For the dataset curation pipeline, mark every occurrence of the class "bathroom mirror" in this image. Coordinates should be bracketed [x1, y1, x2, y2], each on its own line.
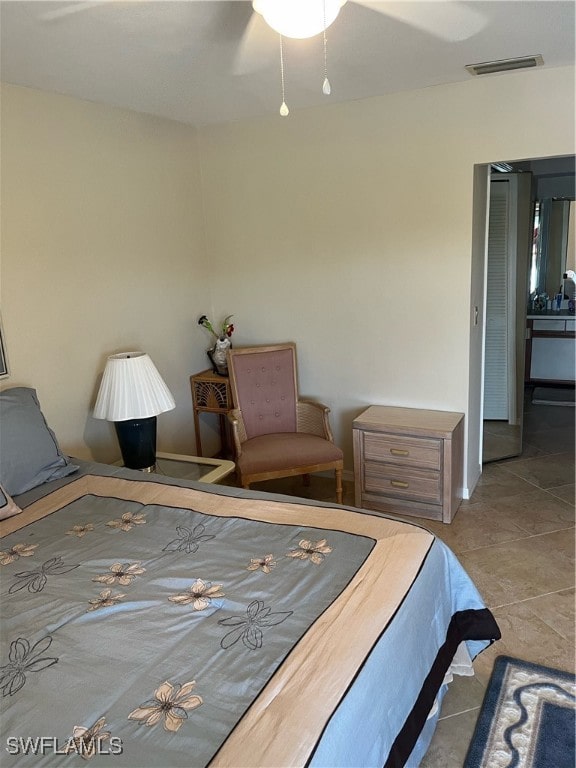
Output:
[530, 198, 575, 298]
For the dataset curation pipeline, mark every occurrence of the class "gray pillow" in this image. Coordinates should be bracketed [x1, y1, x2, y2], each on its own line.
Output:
[0, 387, 79, 496]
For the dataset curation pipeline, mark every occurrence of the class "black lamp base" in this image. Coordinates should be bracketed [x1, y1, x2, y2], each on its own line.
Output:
[114, 416, 157, 471]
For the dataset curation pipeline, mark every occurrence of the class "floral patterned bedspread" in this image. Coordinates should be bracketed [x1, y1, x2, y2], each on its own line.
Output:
[0, 474, 498, 767]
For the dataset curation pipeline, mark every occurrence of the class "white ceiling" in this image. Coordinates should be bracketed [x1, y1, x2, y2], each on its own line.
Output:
[1, 1, 574, 126]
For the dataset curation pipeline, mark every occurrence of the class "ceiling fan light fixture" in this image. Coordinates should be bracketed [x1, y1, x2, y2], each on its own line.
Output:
[253, 0, 346, 40]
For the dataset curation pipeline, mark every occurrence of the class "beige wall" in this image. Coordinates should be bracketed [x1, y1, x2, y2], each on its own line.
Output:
[198, 66, 575, 492]
[0, 84, 211, 462]
[1, 66, 574, 493]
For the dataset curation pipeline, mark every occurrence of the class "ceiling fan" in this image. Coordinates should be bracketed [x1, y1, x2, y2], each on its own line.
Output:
[40, 1, 485, 115]
[232, 1, 485, 80]
[42, 1, 485, 43]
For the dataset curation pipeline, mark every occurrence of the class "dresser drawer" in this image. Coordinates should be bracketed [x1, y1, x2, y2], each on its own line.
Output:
[363, 432, 442, 471]
[364, 462, 442, 504]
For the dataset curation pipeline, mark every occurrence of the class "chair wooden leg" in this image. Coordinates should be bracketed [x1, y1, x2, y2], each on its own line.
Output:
[303, 473, 311, 487]
[335, 469, 343, 504]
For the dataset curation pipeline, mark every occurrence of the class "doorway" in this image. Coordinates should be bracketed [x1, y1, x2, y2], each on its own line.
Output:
[477, 155, 575, 466]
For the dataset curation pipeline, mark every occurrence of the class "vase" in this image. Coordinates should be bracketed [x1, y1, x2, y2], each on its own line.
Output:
[207, 336, 231, 376]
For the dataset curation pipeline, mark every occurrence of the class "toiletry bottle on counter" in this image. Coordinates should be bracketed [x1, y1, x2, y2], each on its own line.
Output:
[563, 271, 576, 314]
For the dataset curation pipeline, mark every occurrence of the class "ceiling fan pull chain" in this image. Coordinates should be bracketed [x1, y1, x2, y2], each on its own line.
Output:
[322, 1, 331, 95]
[279, 34, 289, 116]
[322, 29, 331, 95]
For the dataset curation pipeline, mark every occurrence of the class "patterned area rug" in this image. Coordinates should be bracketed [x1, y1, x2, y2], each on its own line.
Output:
[465, 656, 576, 768]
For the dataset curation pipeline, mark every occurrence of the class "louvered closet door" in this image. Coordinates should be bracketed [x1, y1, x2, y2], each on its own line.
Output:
[484, 180, 510, 420]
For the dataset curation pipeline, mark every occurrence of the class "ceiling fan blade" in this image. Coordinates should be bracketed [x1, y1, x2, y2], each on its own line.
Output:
[40, 1, 110, 22]
[353, 0, 486, 42]
[232, 9, 277, 76]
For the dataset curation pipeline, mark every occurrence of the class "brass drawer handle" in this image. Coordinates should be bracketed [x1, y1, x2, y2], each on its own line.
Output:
[390, 480, 409, 488]
[390, 448, 409, 456]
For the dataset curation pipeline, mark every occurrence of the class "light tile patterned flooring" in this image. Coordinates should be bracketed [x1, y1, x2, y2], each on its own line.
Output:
[221, 393, 575, 767]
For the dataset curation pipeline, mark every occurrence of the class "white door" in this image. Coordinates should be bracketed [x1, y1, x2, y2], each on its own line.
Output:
[483, 178, 516, 420]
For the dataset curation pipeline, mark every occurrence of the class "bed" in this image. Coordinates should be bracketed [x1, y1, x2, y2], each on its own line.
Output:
[0, 387, 500, 767]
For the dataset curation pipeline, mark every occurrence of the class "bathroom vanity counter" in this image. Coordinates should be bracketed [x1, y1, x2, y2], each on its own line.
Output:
[526, 315, 575, 383]
[527, 311, 574, 319]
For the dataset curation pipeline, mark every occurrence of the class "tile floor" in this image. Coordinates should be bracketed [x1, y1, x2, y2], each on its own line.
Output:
[220, 390, 575, 767]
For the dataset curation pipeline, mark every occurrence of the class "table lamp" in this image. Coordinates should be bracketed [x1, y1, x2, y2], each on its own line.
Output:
[94, 352, 175, 471]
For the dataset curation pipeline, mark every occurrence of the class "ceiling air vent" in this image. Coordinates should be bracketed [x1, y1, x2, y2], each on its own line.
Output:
[465, 55, 544, 76]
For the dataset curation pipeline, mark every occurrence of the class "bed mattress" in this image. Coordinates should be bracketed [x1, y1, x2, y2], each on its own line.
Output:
[1, 465, 499, 767]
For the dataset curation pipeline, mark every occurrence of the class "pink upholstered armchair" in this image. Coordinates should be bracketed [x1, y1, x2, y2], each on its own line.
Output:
[226, 343, 344, 503]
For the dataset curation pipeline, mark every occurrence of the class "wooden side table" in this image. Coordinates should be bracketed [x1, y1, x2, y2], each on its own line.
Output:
[190, 369, 232, 457]
[113, 452, 235, 484]
[154, 452, 235, 484]
[353, 405, 464, 523]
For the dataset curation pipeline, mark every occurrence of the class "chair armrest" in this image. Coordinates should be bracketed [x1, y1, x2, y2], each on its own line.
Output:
[296, 400, 334, 441]
[227, 408, 247, 457]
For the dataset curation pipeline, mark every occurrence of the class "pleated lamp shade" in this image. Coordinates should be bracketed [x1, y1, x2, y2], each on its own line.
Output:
[94, 352, 175, 421]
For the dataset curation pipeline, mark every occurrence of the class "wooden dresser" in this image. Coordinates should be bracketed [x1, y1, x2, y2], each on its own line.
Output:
[353, 406, 464, 523]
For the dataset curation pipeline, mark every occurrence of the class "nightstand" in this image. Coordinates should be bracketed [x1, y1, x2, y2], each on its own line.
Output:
[353, 406, 464, 523]
[154, 452, 235, 484]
